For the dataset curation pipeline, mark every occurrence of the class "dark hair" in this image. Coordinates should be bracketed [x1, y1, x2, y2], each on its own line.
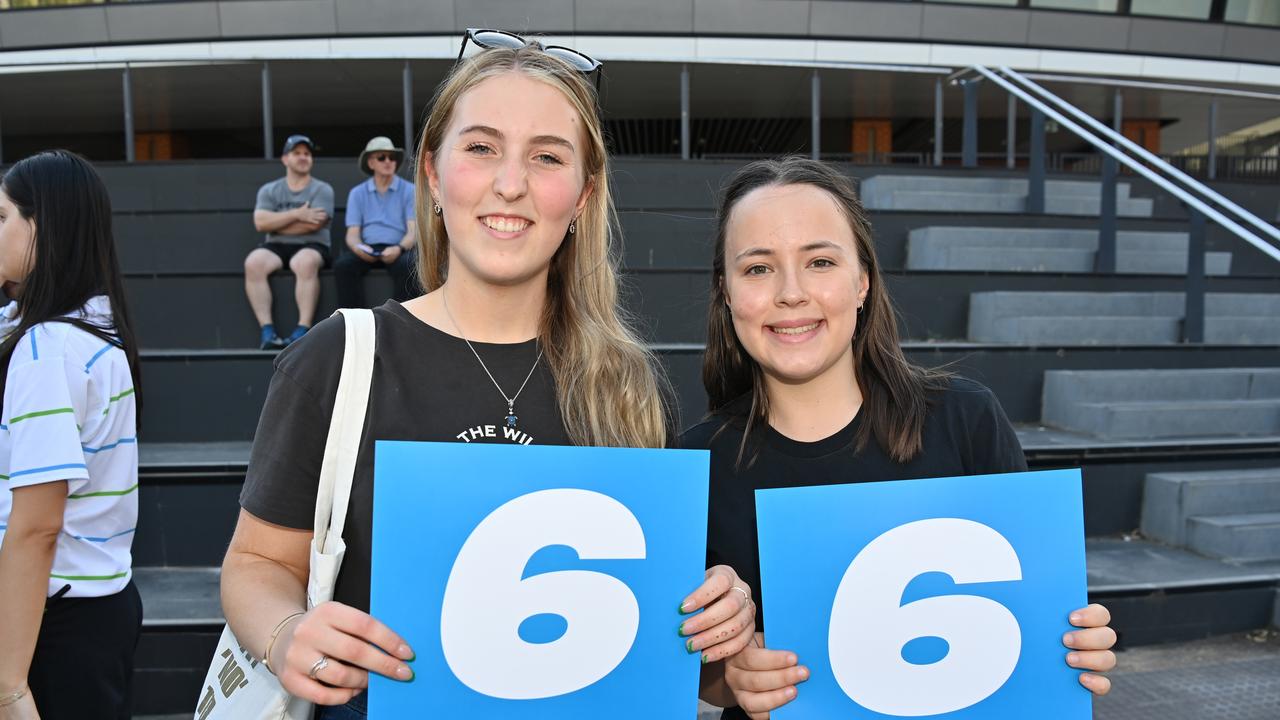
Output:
[703, 156, 946, 464]
[0, 150, 142, 423]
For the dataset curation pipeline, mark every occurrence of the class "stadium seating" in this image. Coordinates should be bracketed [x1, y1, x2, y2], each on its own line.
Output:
[100, 157, 1280, 714]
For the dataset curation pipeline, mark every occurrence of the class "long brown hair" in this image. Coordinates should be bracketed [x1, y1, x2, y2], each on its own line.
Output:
[414, 42, 669, 448]
[0, 150, 142, 424]
[703, 157, 946, 463]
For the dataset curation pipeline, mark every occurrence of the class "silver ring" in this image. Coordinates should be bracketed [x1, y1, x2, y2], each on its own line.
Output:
[730, 586, 751, 605]
[307, 655, 330, 680]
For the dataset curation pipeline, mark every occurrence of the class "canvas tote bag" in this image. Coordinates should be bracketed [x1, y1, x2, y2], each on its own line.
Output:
[194, 308, 376, 720]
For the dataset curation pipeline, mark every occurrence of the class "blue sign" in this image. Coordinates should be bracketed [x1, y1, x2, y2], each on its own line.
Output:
[756, 469, 1089, 719]
[370, 441, 710, 718]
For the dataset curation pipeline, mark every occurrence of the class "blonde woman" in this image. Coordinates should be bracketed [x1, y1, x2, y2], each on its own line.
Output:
[219, 32, 754, 718]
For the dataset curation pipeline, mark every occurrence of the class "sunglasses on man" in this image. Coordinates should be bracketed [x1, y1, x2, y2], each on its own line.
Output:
[456, 28, 603, 93]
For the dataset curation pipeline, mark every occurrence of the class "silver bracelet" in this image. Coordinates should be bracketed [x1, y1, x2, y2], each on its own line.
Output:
[263, 611, 307, 676]
[0, 685, 28, 708]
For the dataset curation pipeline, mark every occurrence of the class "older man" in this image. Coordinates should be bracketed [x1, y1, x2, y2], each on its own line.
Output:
[244, 134, 334, 348]
[334, 136, 418, 309]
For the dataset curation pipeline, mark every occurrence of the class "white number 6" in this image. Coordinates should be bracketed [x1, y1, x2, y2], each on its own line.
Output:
[440, 489, 646, 699]
[829, 518, 1023, 716]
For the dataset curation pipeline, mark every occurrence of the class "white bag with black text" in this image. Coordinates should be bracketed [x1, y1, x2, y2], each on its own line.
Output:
[193, 308, 376, 720]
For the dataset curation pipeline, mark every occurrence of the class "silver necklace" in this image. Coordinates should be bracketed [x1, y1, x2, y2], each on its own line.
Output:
[442, 290, 543, 429]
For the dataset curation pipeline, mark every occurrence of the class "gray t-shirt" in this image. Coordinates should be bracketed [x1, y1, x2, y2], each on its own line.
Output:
[254, 176, 335, 247]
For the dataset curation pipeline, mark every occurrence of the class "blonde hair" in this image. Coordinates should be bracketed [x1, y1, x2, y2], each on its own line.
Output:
[415, 43, 670, 449]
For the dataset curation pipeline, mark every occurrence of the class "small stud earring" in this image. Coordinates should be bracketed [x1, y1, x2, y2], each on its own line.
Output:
[568, 219, 577, 235]
[433, 203, 442, 216]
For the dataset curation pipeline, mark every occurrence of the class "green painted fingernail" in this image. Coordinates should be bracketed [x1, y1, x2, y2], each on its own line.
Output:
[678, 621, 686, 637]
[686, 639, 695, 654]
[701, 653, 710, 665]
[679, 601, 691, 615]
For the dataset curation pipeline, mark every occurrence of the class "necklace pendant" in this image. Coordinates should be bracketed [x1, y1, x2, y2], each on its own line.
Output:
[506, 403, 518, 429]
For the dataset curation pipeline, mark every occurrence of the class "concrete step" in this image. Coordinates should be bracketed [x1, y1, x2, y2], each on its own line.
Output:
[974, 291, 1280, 317]
[123, 270, 714, 349]
[862, 175, 1135, 199]
[978, 316, 1182, 345]
[1186, 512, 1280, 563]
[862, 176, 1153, 216]
[116, 210, 718, 275]
[906, 226, 1232, 275]
[1046, 398, 1280, 440]
[879, 190, 1153, 216]
[1206, 317, 1280, 345]
[1142, 468, 1280, 546]
[1043, 367, 1280, 405]
[968, 292, 1280, 345]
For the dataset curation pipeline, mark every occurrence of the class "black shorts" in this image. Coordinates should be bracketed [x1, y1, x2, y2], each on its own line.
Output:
[259, 241, 330, 268]
[29, 580, 143, 719]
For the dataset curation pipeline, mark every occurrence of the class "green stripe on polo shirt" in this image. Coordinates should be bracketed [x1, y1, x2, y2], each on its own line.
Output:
[50, 571, 129, 581]
[101, 387, 135, 415]
[68, 482, 139, 499]
[10, 407, 74, 424]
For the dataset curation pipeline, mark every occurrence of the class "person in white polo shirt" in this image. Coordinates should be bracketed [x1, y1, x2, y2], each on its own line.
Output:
[0, 151, 144, 720]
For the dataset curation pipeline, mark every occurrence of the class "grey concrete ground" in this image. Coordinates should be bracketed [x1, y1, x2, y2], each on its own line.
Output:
[1094, 630, 1280, 720]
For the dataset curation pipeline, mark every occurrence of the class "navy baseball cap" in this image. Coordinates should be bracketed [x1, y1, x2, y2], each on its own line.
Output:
[282, 134, 314, 154]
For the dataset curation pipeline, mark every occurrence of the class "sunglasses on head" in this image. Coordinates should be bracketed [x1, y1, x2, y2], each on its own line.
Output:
[457, 28, 603, 92]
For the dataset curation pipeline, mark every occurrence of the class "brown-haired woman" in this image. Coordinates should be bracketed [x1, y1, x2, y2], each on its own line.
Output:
[682, 157, 1117, 719]
[219, 33, 754, 718]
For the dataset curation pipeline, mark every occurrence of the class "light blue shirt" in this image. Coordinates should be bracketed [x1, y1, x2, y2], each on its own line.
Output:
[346, 175, 415, 247]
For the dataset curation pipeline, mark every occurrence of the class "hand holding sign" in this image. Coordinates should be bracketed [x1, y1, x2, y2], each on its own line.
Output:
[370, 442, 710, 719]
[677, 565, 757, 663]
[753, 469, 1107, 719]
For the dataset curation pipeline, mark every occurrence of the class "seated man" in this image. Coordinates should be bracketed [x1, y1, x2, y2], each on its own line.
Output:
[335, 136, 418, 309]
[244, 134, 335, 349]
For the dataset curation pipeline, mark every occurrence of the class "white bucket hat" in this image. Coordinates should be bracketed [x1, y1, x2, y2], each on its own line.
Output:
[359, 136, 404, 175]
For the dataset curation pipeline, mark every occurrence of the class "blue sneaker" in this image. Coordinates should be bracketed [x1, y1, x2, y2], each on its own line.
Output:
[259, 324, 284, 350]
[283, 324, 310, 346]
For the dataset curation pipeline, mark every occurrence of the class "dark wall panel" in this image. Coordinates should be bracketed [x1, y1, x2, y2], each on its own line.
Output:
[455, 0, 576, 32]
[217, 0, 339, 38]
[335, 0, 453, 34]
[1127, 17, 1226, 57]
[575, 0, 694, 33]
[104, 2, 221, 44]
[0, 5, 108, 49]
[808, 1, 924, 39]
[695, 0, 812, 35]
[4, 0, 1280, 64]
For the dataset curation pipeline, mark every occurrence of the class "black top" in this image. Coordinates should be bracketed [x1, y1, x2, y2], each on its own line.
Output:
[240, 301, 571, 611]
[680, 376, 1026, 720]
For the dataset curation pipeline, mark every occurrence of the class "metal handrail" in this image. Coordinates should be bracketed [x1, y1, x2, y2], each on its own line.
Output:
[995, 65, 1280, 248]
[959, 65, 1280, 264]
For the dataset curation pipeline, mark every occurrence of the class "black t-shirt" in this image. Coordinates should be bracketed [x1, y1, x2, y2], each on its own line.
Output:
[680, 376, 1026, 720]
[240, 300, 571, 612]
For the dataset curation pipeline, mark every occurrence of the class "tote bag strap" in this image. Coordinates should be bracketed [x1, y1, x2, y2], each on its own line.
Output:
[312, 308, 376, 560]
